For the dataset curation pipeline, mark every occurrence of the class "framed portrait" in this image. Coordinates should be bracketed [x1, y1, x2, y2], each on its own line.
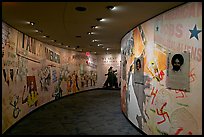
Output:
[166, 52, 190, 91]
[134, 55, 144, 84]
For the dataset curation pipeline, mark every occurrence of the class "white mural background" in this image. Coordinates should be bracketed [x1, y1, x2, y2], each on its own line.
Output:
[2, 22, 100, 133]
[120, 2, 202, 135]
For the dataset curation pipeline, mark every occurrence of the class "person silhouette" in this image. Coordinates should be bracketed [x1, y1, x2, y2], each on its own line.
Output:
[103, 67, 116, 88]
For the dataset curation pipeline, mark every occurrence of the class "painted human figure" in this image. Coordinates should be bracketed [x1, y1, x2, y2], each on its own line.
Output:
[67, 75, 72, 93]
[22, 81, 38, 107]
[72, 71, 79, 92]
[126, 65, 142, 128]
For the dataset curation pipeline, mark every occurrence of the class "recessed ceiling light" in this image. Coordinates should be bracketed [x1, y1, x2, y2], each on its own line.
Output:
[106, 6, 115, 10]
[30, 22, 35, 26]
[91, 26, 99, 29]
[92, 39, 99, 42]
[34, 29, 42, 33]
[75, 7, 87, 12]
[91, 26, 96, 29]
[42, 35, 47, 38]
[88, 32, 94, 35]
[34, 29, 39, 33]
[96, 18, 105, 22]
[107, 48, 109, 50]
[50, 40, 55, 42]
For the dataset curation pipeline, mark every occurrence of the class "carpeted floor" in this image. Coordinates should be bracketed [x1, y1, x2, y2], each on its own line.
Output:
[4, 89, 144, 135]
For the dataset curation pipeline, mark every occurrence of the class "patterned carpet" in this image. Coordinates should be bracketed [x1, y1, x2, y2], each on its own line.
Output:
[4, 89, 144, 135]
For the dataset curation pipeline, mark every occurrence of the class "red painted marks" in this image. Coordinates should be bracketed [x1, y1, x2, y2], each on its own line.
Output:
[175, 89, 186, 98]
[188, 131, 193, 135]
[159, 70, 165, 80]
[151, 87, 158, 104]
[189, 68, 196, 83]
[175, 127, 184, 135]
[175, 127, 193, 135]
[156, 102, 170, 124]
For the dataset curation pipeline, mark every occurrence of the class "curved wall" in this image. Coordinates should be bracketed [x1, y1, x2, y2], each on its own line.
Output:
[120, 2, 202, 135]
[2, 22, 99, 133]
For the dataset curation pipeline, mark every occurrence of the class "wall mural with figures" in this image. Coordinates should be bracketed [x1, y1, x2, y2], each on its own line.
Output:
[97, 54, 121, 89]
[2, 22, 98, 133]
[121, 2, 202, 135]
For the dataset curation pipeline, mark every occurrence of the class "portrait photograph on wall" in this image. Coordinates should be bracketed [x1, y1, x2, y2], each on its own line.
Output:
[134, 55, 144, 84]
[166, 52, 190, 92]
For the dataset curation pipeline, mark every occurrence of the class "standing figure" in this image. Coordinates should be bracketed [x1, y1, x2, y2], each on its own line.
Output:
[22, 81, 38, 107]
[103, 67, 114, 88]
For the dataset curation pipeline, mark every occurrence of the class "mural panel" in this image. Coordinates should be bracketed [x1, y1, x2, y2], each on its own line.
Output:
[121, 2, 202, 135]
[2, 22, 98, 133]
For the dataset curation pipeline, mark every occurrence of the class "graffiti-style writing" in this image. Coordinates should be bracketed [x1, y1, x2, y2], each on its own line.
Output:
[156, 102, 170, 124]
[52, 70, 57, 83]
[38, 66, 51, 91]
[175, 127, 193, 135]
[45, 47, 60, 63]
[175, 89, 186, 98]
[151, 87, 158, 105]
[159, 70, 165, 80]
[189, 68, 196, 83]
[10, 95, 21, 119]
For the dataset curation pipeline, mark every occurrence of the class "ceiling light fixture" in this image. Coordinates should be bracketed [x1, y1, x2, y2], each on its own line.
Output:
[75, 7, 87, 12]
[50, 40, 56, 42]
[91, 26, 99, 29]
[29, 22, 35, 26]
[34, 29, 39, 33]
[88, 32, 94, 35]
[92, 39, 99, 42]
[106, 6, 115, 10]
[96, 18, 105, 22]
[42, 35, 48, 38]
[35, 29, 42, 33]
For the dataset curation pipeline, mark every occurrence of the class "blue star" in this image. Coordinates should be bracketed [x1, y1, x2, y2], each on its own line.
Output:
[189, 24, 202, 40]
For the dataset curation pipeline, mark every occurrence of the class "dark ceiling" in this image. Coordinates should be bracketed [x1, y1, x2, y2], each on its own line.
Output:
[2, 2, 185, 54]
